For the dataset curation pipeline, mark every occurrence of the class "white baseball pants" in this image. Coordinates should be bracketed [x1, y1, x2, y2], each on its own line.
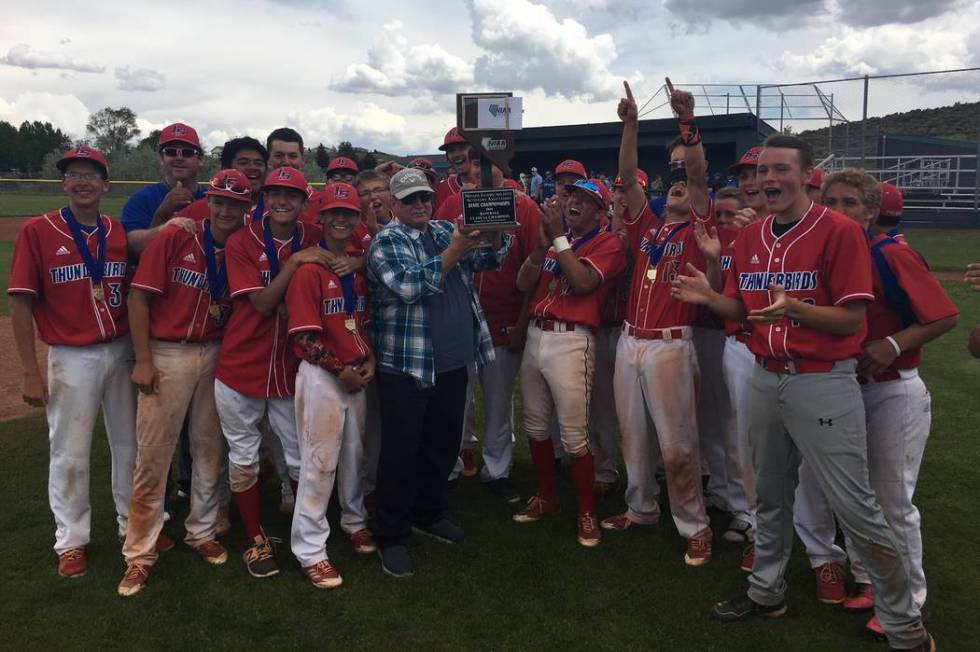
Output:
[461, 347, 522, 481]
[214, 379, 300, 492]
[614, 330, 710, 538]
[47, 336, 136, 554]
[722, 336, 758, 526]
[291, 362, 368, 567]
[590, 326, 621, 484]
[124, 341, 224, 565]
[847, 370, 931, 607]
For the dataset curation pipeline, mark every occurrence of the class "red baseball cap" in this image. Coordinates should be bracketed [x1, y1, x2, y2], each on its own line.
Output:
[56, 145, 109, 177]
[205, 169, 252, 202]
[410, 157, 437, 180]
[327, 156, 359, 174]
[262, 167, 309, 194]
[728, 146, 761, 173]
[318, 182, 361, 213]
[566, 178, 610, 209]
[554, 159, 587, 180]
[879, 182, 904, 218]
[438, 127, 468, 151]
[613, 168, 648, 189]
[159, 122, 201, 149]
[808, 167, 825, 190]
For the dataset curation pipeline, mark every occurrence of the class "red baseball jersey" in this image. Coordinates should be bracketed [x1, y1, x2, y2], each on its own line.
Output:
[717, 225, 751, 342]
[623, 203, 713, 331]
[8, 209, 129, 345]
[347, 221, 375, 257]
[723, 203, 874, 361]
[435, 190, 542, 345]
[529, 228, 625, 331]
[130, 226, 232, 342]
[865, 234, 957, 374]
[286, 266, 370, 367]
[215, 218, 321, 398]
[434, 175, 463, 214]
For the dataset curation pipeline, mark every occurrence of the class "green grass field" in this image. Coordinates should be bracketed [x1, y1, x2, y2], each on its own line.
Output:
[0, 194, 128, 218]
[0, 232, 978, 649]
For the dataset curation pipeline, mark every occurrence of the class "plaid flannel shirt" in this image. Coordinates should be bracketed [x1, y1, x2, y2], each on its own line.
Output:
[367, 218, 512, 388]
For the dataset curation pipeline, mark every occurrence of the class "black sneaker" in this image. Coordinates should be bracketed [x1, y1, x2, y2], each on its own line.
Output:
[412, 518, 465, 544]
[379, 545, 415, 578]
[484, 477, 520, 503]
[242, 535, 280, 578]
[710, 594, 787, 622]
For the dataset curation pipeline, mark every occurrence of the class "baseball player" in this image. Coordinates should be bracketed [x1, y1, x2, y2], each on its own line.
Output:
[355, 169, 394, 234]
[177, 137, 269, 223]
[286, 182, 376, 589]
[9, 146, 139, 578]
[806, 167, 824, 203]
[671, 134, 933, 651]
[116, 169, 252, 596]
[409, 157, 439, 190]
[326, 156, 360, 183]
[821, 170, 957, 636]
[265, 127, 319, 227]
[601, 80, 714, 566]
[215, 166, 327, 578]
[513, 178, 625, 547]
[877, 181, 908, 244]
[434, 127, 471, 212]
[434, 164, 543, 502]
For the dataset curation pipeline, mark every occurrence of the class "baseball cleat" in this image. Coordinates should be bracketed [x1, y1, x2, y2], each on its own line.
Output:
[866, 615, 885, 640]
[303, 559, 343, 589]
[350, 528, 377, 555]
[722, 518, 754, 543]
[513, 495, 560, 523]
[577, 513, 601, 548]
[193, 540, 229, 565]
[684, 528, 712, 566]
[600, 512, 651, 531]
[460, 449, 478, 477]
[243, 533, 281, 578]
[740, 544, 755, 572]
[843, 583, 874, 612]
[57, 547, 88, 578]
[710, 594, 787, 622]
[117, 563, 150, 597]
[814, 562, 846, 604]
[889, 632, 935, 652]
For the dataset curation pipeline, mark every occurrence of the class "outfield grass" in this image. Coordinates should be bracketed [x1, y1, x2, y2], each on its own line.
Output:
[0, 194, 128, 217]
[904, 229, 980, 272]
[0, 232, 978, 649]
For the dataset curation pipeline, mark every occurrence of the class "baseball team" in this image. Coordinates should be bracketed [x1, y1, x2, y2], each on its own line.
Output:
[11, 80, 961, 651]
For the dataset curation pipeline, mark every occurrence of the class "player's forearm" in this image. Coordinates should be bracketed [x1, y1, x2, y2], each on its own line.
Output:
[150, 202, 175, 228]
[516, 255, 543, 293]
[704, 258, 723, 293]
[10, 296, 42, 377]
[787, 299, 865, 336]
[705, 292, 748, 323]
[891, 314, 958, 352]
[127, 290, 154, 363]
[293, 331, 344, 373]
[557, 250, 600, 295]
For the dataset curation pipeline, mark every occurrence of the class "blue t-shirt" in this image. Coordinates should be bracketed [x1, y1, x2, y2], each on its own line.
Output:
[121, 181, 205, 232]
[529, 174, 543, 197]
[541, 178, 556, 200]
[649, 195, 666, 219]
[420, 230, 474, 373]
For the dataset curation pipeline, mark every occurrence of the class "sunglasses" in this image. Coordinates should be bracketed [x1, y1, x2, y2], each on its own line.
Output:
[161, 147, 199, 159]
[400, 191, 433, 205]
[210, 178, 251, 196]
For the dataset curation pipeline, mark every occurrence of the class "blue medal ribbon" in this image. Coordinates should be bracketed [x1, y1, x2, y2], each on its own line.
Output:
[321, 238, 358, 318]
[552, 224, 601, 279]
[61, 206, 106, 288]
[646, 221, 688, 271]
[203, 220, 227, 300]
[263, 218, 300, 280]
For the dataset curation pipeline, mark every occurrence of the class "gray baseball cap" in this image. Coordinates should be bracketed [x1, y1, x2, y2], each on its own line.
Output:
[390, 168, 433, 200]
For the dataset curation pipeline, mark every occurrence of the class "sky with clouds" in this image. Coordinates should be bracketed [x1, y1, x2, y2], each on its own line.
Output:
[1, 0, 978, 155]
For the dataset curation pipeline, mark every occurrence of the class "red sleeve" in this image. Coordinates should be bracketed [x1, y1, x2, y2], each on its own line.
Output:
[581, 233, 626, 283]
[517, 198, 542, 260]
[227, 230, 264, 297]
[130, 228, 175, 294]
[826, 220, 874, 306]
[723, 227, 749, 301]
[622, 203, 658, 254]
[286, 266, 323, 334]
[7, 221, 42, 296]
[174, 198, 210, 222]
[888, 246, 959, 324]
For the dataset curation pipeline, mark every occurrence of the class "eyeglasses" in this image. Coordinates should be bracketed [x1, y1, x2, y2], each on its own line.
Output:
[328, 172, 355, 182]
[161, 147, 199, 159]
[64, 171, 103, 182]
[209, 178, 251, 197]
[399, 191, 433, 205]
[358, 187, 390, 198]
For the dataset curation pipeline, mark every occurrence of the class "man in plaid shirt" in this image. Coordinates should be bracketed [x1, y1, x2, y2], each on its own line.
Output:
[367, 168, 511, 577]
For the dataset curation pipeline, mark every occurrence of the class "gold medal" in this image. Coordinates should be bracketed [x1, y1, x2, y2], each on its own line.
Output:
[646, 267, 658, 282]
[93, 285, 104, 302]
[548, 279, 558, 293]
[345, 318, 357, 332]
[209, 304, 222, 319]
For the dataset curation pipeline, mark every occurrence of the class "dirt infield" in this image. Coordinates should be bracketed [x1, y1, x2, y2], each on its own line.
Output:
[0, 316, 47, 421]
[0, 216, 29, 242]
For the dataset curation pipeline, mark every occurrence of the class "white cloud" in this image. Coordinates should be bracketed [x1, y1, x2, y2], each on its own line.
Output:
[0, 44, 105, 74]
[115, 66, 166, 92]
[467, 0, 637, 101]
[288, 101, 436, 154]
[0, 91, 90, 135]
[332, 21, 474, 96]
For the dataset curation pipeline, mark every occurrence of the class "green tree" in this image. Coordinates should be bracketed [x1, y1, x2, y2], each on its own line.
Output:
[361, 151, 378, 170]
[138, 129, 162, 150]
[315, 143, 329, 169]
[336, 141, 356, 159]
[86, 107, 140, 155]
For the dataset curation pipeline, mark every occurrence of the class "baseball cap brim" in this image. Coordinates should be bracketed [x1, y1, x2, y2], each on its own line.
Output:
[393, 182, 433, 200]
[319, 199, 361, 213]
[566, 184, 605, 208]
[205, 188, 251, 202]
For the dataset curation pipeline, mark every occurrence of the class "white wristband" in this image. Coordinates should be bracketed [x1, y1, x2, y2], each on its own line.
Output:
[885, 335, 902, 356]
[553, 235, 571, 253]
